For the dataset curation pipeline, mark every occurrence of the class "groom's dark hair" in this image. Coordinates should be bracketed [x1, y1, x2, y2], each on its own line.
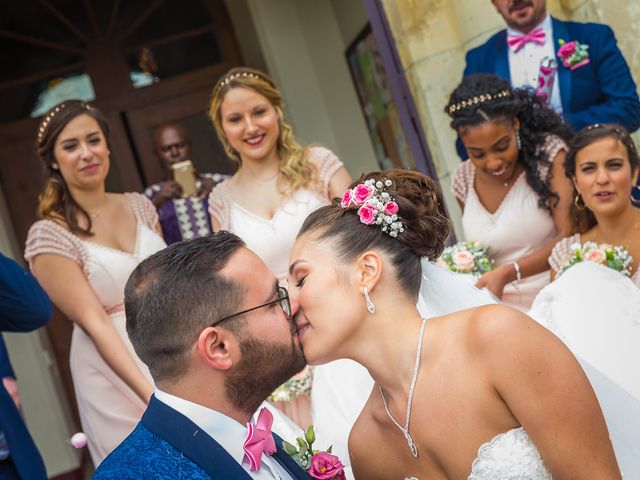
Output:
[125, 231, 246, 383]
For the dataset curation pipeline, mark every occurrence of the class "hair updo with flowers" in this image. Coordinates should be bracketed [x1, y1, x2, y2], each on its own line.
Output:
[298, 169, 450, 299]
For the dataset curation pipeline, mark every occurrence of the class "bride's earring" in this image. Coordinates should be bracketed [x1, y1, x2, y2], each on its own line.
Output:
[364, 286, 375, 314]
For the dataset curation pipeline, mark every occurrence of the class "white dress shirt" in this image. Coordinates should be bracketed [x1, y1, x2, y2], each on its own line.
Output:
[508, 14, 563, 113]
[155, 390, 294, 480]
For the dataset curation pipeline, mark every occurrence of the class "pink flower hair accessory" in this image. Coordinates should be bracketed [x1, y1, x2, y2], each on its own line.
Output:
[341, 178, 405, 238]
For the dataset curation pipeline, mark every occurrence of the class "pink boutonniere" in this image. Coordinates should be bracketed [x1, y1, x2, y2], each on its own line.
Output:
[283, 425, 346, 479]
[557, 39, 590, 70]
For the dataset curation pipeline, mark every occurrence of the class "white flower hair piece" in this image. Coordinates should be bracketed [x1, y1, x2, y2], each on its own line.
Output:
[340, 178, 406, 238]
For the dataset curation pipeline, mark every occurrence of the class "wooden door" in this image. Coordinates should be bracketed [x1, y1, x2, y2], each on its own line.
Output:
[0, 0, 242, 441]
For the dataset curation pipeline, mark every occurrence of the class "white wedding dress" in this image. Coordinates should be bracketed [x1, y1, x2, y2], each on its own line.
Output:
[313, 261, 555, 479]
[313, 261, 640, 479]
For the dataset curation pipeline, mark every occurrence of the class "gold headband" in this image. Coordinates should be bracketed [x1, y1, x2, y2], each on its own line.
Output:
[36, 102, 93, 144]
[447, 89, 511, 115]
[215, 71, 264, 93]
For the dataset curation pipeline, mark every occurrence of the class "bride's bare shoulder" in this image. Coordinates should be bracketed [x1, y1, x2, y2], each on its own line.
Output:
[438, 304, 546, 350]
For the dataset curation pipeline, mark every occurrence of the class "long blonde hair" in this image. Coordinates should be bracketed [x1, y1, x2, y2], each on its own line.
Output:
[209, 67, 318, 195]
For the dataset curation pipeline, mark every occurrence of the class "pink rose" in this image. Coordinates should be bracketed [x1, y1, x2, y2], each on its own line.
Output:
[358, 204, 376, 225]
[585, 248, 605, 264]
[384, 201, 399, 215]
[340, 189, 353, 208]
[308, 452, 346, 480]
[352, 184, 373, 205]
[557, 40, 577, 58]
[452, 250, 475, 273]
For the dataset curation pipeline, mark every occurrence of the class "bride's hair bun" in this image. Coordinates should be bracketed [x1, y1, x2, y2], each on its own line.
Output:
[361, 169, 450, 260]
[298, 168, 451, 298]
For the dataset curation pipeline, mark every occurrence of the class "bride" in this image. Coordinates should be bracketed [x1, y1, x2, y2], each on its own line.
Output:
[288, 169, 620, 479]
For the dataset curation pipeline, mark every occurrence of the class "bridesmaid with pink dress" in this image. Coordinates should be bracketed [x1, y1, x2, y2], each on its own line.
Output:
[446, 74, 574, 311]
[207, 68, 352, 427]
[24, 101, 165, 466]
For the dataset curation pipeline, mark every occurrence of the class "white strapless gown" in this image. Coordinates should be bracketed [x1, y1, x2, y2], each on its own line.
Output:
[529, 261, 640, 477]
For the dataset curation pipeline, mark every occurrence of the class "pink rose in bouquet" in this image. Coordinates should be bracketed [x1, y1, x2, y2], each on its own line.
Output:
[452, 250, 475, 273]
[352, 184, 373, 205]
[358, 204, 377, 225]
[584, 248, 605, 264]
[308, 452, 346, 480]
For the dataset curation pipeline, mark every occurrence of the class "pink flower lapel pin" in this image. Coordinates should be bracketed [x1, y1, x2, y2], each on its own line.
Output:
[557, 39, 590, 70]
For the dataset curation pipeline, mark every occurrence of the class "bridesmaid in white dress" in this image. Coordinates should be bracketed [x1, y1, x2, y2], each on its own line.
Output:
[207, 68, 352, 428]
[24, 101, 165, 465]
[535, 126, 640, 476]
[549, 124, 640, 283]
[447, 74, 574, 311]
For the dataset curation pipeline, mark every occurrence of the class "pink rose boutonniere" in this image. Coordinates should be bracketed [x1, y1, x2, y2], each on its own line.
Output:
[283, 426, 346, 480]
[557, 39, 590, 70]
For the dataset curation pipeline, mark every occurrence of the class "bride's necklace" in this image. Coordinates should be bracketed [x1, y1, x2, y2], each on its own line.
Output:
[378, 317, 428, 458]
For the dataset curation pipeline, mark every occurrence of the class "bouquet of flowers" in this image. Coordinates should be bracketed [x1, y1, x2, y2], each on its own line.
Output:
[268, 367, 312, 403]
[439, 241, 494, 277]
[557, 242, 633, 277]
[282, 426, 346, 480]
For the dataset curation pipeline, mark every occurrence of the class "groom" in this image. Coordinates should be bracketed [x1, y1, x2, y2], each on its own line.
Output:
[94, 232, 309, 479]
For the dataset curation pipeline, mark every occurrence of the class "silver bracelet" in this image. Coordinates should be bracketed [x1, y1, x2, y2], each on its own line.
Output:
[512, 261, 522, 282]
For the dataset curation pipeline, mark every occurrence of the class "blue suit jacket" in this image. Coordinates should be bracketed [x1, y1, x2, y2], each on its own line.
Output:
[0, 253, 51, 479]
[458, 18, 640, 160]
[464, 17, 640, 132]
[94, 395, 311, 479]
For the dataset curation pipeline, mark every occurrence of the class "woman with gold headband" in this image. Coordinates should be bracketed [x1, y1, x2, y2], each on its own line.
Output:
[24, 100, 165, 465]
[446, 73, 574, 311]
[208, 67, 352, 428]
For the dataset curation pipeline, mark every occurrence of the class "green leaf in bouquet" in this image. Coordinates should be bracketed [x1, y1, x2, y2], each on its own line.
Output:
[296, 437, 308, 454]
[304, 425, 315, 445]
[608, 259, 623, 271]
[282, 440, 298, 456]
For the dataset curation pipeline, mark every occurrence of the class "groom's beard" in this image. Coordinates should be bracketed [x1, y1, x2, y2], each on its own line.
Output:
[224, 329, 307, 414]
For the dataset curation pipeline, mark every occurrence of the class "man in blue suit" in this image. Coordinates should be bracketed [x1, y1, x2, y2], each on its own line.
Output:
[459, 0, 640, 158]
[0, 253, 51, 479]
[95, 233, 310, 479]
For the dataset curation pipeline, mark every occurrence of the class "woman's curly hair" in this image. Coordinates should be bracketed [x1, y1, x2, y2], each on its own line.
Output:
[446, 74, 573, 211]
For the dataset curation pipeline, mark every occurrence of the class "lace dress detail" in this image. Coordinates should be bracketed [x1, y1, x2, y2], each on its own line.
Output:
[549, 234, 640, 286]
[24, 193, 165, 466]
[450, 135, 567, 311]
[208, 146, 343, 281]
[452, 134, 566, 203]
[468, 427, 552, 479]
[548, 234, 581, 273]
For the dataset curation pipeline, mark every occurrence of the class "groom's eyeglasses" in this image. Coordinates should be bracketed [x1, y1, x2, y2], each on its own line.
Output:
[212, 286, 291, 326]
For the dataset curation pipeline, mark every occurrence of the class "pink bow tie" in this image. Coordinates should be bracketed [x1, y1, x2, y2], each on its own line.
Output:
[507, 28, 546, 52]
[243, 407, 276, 471]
